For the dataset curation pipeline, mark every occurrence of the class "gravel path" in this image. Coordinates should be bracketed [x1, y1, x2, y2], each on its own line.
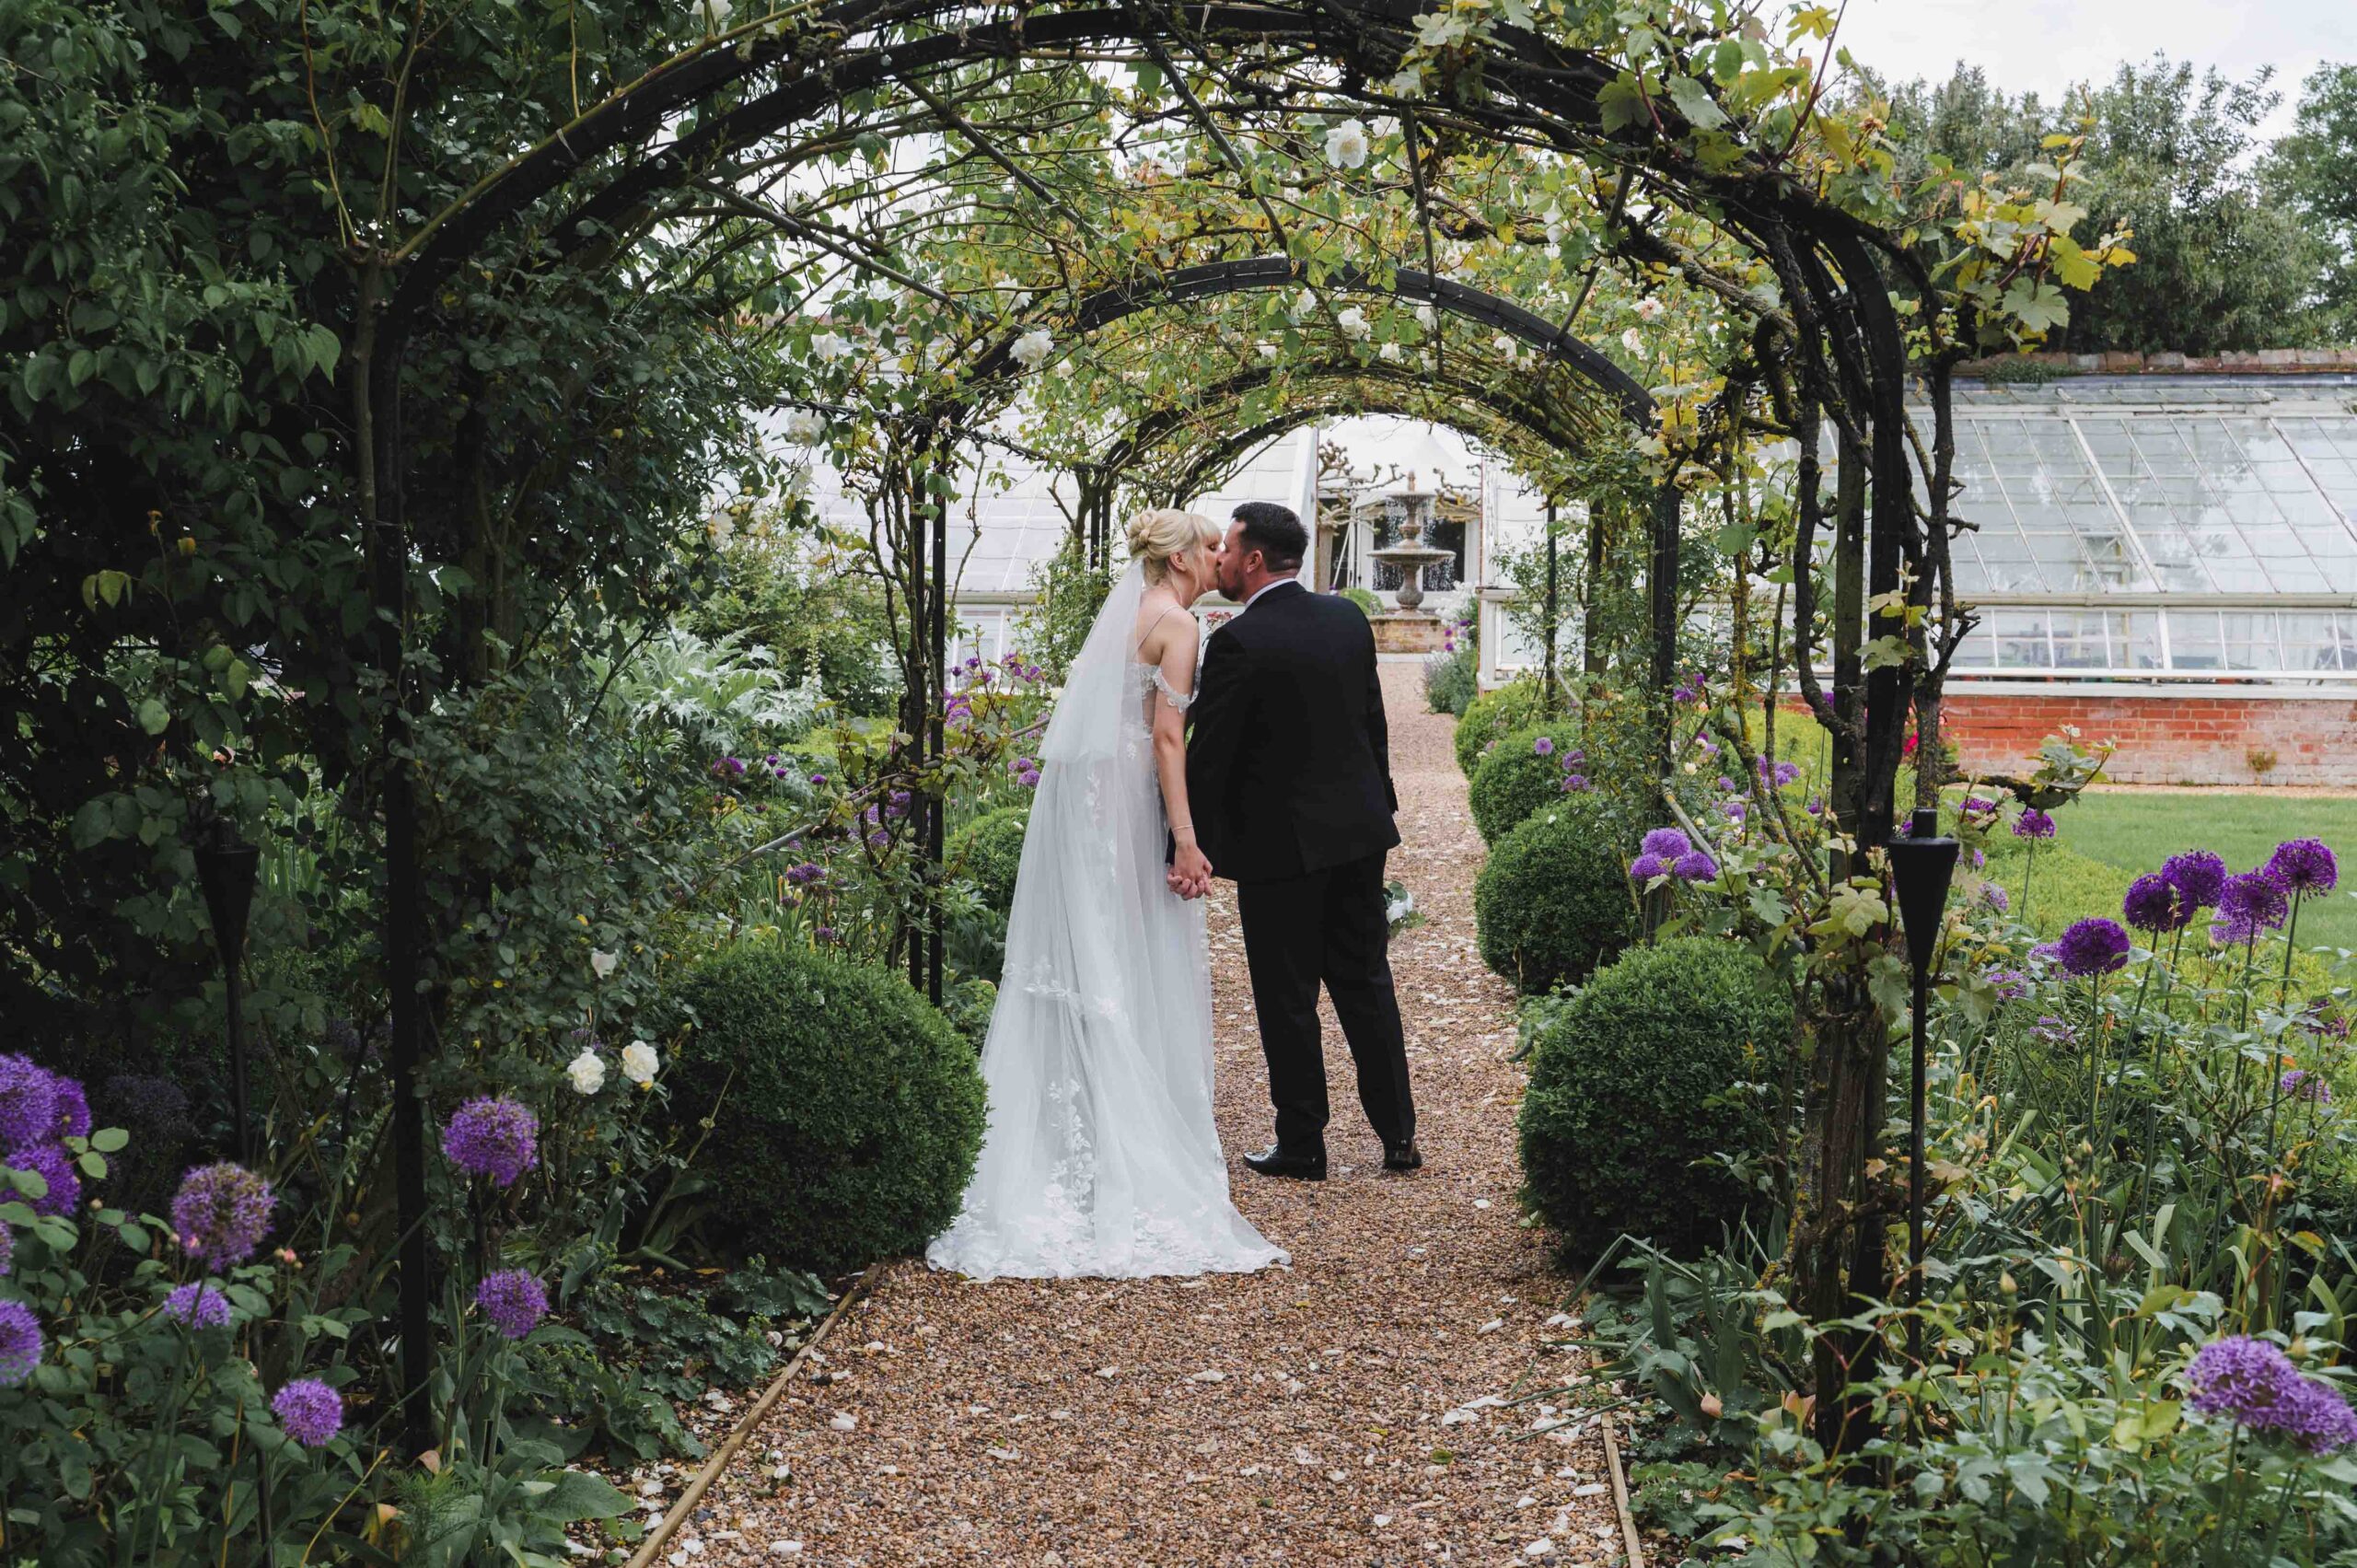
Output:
[686, 668, 1616, 1567]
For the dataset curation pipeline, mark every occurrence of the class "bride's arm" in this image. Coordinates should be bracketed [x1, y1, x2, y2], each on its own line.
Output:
[1150, 614, 1214, 896]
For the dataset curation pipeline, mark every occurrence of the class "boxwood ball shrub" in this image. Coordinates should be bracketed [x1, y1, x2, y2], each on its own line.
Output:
[1454, 679, 1550, 777]
[1340, 586, 1383, 618]
[1469, 722, 1585, 843]
[668, 944, 985, 1271]
[1474, 797, 1640, 994]
[1518, 936, 1792, 1262]
[948, 806, 1028, 913]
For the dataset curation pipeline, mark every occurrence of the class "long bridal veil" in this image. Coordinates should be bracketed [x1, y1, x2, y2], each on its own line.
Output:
[925, 563, 1286, 1279]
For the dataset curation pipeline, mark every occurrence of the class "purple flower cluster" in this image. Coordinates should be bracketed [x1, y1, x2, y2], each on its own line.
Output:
[2163, 849, 2228, 910]
[710, 755, 749, 780]
[2056, 918, 2131, 978]
[162, 1282, 234, 1330]
[0, 1300, 40, 1388]
[172, 1163, 275, 1269]
[1958, 796, 2000, 830]
[2187, 1335, 2357, 1453]
[1756, 757, 1801, 788]
[1007, 755, 1041, 789]
[1674, 851, 1719, 882]
[1978, 882, 2010, 914]
[0, 1056, 55, 1149]
[1629, 853, 1670, 883]
[441, 1097, 540, 1189]
[475, 1270, 551, 1341]
[2122, 873, 2188, 935]
[1532, 736, 1555, 758]
[2266, 838, 2339, 895]
[2013, 807, 2056, 841]
[2213, 869, 2290, 947]
[272, 1377, 344, 1447]
[6, 1143, 79, 1218]
[1987, 969, 2031, 1002]
[103, 1073, 192, 1138]
[1643, 829, 1692, 860]
[2280, 1068, 2333, 1106]
[784, 862, 826, 888]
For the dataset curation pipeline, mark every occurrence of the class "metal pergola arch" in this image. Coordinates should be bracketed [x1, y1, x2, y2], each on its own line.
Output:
[351, 0, 1935, 1447]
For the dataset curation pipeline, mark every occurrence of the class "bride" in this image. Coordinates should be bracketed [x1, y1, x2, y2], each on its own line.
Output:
[925, 509, 1288, 1280]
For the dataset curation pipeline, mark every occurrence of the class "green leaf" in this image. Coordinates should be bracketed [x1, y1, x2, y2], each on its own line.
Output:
[136, 698, 170, 736]
[1665, 75, 1728, 131]
[525, 1468, 633, 1524]
[89, 1127, 128, 1153]
[1597, 77, 1650, 134]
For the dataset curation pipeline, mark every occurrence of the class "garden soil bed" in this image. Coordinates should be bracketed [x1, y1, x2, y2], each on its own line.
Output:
[662, 668, 1621, 1566]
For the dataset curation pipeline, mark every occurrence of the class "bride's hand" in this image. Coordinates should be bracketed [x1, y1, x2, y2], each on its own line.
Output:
[1172, 841, 1213, 899]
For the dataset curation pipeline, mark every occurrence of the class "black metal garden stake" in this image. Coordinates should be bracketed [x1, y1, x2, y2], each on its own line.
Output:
[195, 823, 263, 1164]
[1886, 805, 1957, 1366]
[1542, 499, 1560, 713]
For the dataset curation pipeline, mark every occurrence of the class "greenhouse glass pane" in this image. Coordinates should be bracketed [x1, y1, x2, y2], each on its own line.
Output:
[1954, 619, 1998, 669]
[2219, 612, 2282, 670]
[1963, 416, 2154, 591]
[2109, 611, 2164, 669]
[1990, 609, 2051, 668]
[2282, 612, 2347, 672]
[2051, 611, 2109, 668]
[2169, 611, 2223, 670]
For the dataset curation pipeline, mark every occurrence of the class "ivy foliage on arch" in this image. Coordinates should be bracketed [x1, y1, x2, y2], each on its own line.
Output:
[2, 0, 2136, 1451]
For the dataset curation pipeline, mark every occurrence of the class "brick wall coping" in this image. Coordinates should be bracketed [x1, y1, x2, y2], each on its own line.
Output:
[1945, 679, 2357, 702]
[1957, 350, 2357, 377]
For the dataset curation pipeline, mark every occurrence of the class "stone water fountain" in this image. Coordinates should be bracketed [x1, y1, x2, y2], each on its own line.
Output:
[1365, 471, 1455, 651]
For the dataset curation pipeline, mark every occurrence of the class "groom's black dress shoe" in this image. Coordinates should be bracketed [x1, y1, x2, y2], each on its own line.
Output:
[1382, 1139, 1423, 1173]
[1244, 1144, 1327, 1180]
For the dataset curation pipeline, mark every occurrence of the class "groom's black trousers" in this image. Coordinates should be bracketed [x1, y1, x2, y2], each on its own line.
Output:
[1235, 850, 1415, 1152]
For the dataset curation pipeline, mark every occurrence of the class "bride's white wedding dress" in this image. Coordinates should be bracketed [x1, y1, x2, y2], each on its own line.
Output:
[925, 563, 1287, 1280]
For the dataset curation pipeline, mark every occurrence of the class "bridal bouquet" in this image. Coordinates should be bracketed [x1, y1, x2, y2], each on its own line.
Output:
[1384, 880, 1422, 940]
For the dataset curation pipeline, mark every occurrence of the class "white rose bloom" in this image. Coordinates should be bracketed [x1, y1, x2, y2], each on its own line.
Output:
[566, 1051, 607, 1096]
[706, 514, 735, 546]
[1324, 119, 1371, 169]
[1008, 327, 1054, 370]
[782, 409, 825, 444]
[809, 330, 853, 363]
[1493, 331, 1519, 360]
[1293, 288, 1318, 320]
[1413, 304, 1437, 330]
[1370, 116, 1400, 141]
[589, 948, 619, 981]
[1379, 343, 1402, 363]
[1335, 306, 1371, 340]
[1256, 341, 1280, 360]
[1633, 296, 1666, 321]
[1621, 326, 1646, 355]
[1052, 358, 1076, 378]
[621, 1040, 660, 1087]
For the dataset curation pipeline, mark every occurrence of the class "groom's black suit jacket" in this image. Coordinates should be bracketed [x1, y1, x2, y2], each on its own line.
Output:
[1184, 580, 1399, 884]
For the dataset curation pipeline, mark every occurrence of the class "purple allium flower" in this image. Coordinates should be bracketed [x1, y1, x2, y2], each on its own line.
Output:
[475, 1270, 551, 1341]
[1673, 851, 1719, 882]
[272, 1377, 343, 1447]
[1561, 773, 1591, 793]
[808, 773, 828, 787]
[2122, 874, 2188, 935]
[2189, 1336, 2304, 1426]
[0, 1300, 39, 1388]
[2056, 918, 2131, 978]
[1641, 829, 1692, 861]
[7, 1144, 79, 1217]
[1018, 769, 1040, 788]
[0, 1058, 56, 1151]
[2163, 850, 2228, 911]
[47, 1077, 89, 1143]
[1720, 799, 1747, 823]
[1715, 775, 1736, 793]
[1700, 736, 1722, 760]
[1629, 854, 1669, 882]
[162, 1283, 233, 1330]
[2028, 942, 2063, 970]
[1805, 796, 1824, 818]
[1756, 758, 1800, 787]
[815, 926, 840, 943]
[2013, 807, 2057, 841]
[2217, 870, 2290, 940]
[2277, 1376, 2357, 1452]
[440, 1098, 540, 1189]
[171, 1163, 274, 1269]
[103, 1073, 192, 1137]
[1987, 969, 2030, 1002]
[1960, 796, 1997, 819]
[2280, 1068, 2333, 1106]
[785, 862, 826, 887]
[2266, 838, 2339, 896]
[1979, 882, 2010, 913]
[1533, 736, 1555, 757]
[1971, 847, 1986, 868]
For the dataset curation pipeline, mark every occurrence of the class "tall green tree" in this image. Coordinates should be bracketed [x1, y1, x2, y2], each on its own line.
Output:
[1872, 55, 2333, 353]
[2265, 62, 2357, 343]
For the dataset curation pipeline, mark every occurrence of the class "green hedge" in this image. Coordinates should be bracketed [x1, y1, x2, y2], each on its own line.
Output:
[947, 806, 1029, 913]
[1474, 800, 1640, 994]
[1468, 722, 1586, 843]
[1340, 587, 1382, 618]
[1455, 679, 1553, 776]
[668, 944, 985, 1272]
[1518, 936, 1792, 1263]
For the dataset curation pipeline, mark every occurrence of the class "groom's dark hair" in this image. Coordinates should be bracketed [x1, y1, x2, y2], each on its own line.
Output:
[1230, 501, 1306, 573]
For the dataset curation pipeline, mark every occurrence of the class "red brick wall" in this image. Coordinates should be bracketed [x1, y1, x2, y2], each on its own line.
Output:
[1943, 691, 2357, 786]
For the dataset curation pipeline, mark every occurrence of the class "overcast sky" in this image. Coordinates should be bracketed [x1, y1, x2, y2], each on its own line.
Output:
[1835, 0, 2357, 138]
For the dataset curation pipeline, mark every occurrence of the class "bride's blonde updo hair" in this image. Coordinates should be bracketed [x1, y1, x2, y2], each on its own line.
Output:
[1125, 508, 1218, 585]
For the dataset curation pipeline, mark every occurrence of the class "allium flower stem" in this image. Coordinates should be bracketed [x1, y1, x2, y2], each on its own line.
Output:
[2019, 838, 2036, 926]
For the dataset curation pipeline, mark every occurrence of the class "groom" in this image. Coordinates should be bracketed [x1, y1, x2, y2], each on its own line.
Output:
[1175, 501, 1421, 1179]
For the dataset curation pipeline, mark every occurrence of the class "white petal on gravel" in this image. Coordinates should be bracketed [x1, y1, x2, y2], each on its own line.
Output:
[1516, 1494, 1537, 1507]
[1524, 1538, 1555, 1557]
[1374, 1515, 1394, 1527]
[1293, 1445, 1317, 1465]
[1188, 1369, 1227, 1383]
[1573, 1482, 1608, 1496]
[1473, 1199, 1492, 1209]
[1479, 1318, 1504, 1334]
[1095, 1366, 1119, 1377]
[770, 1544, 802, 1557]
[828, 1412, 856, 1432]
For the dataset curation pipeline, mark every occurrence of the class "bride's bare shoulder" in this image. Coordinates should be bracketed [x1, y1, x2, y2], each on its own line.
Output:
[1133, 590, 1195, 658]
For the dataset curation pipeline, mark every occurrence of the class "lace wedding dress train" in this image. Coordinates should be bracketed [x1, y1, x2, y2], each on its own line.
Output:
[925, 565, 1287, 1280]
